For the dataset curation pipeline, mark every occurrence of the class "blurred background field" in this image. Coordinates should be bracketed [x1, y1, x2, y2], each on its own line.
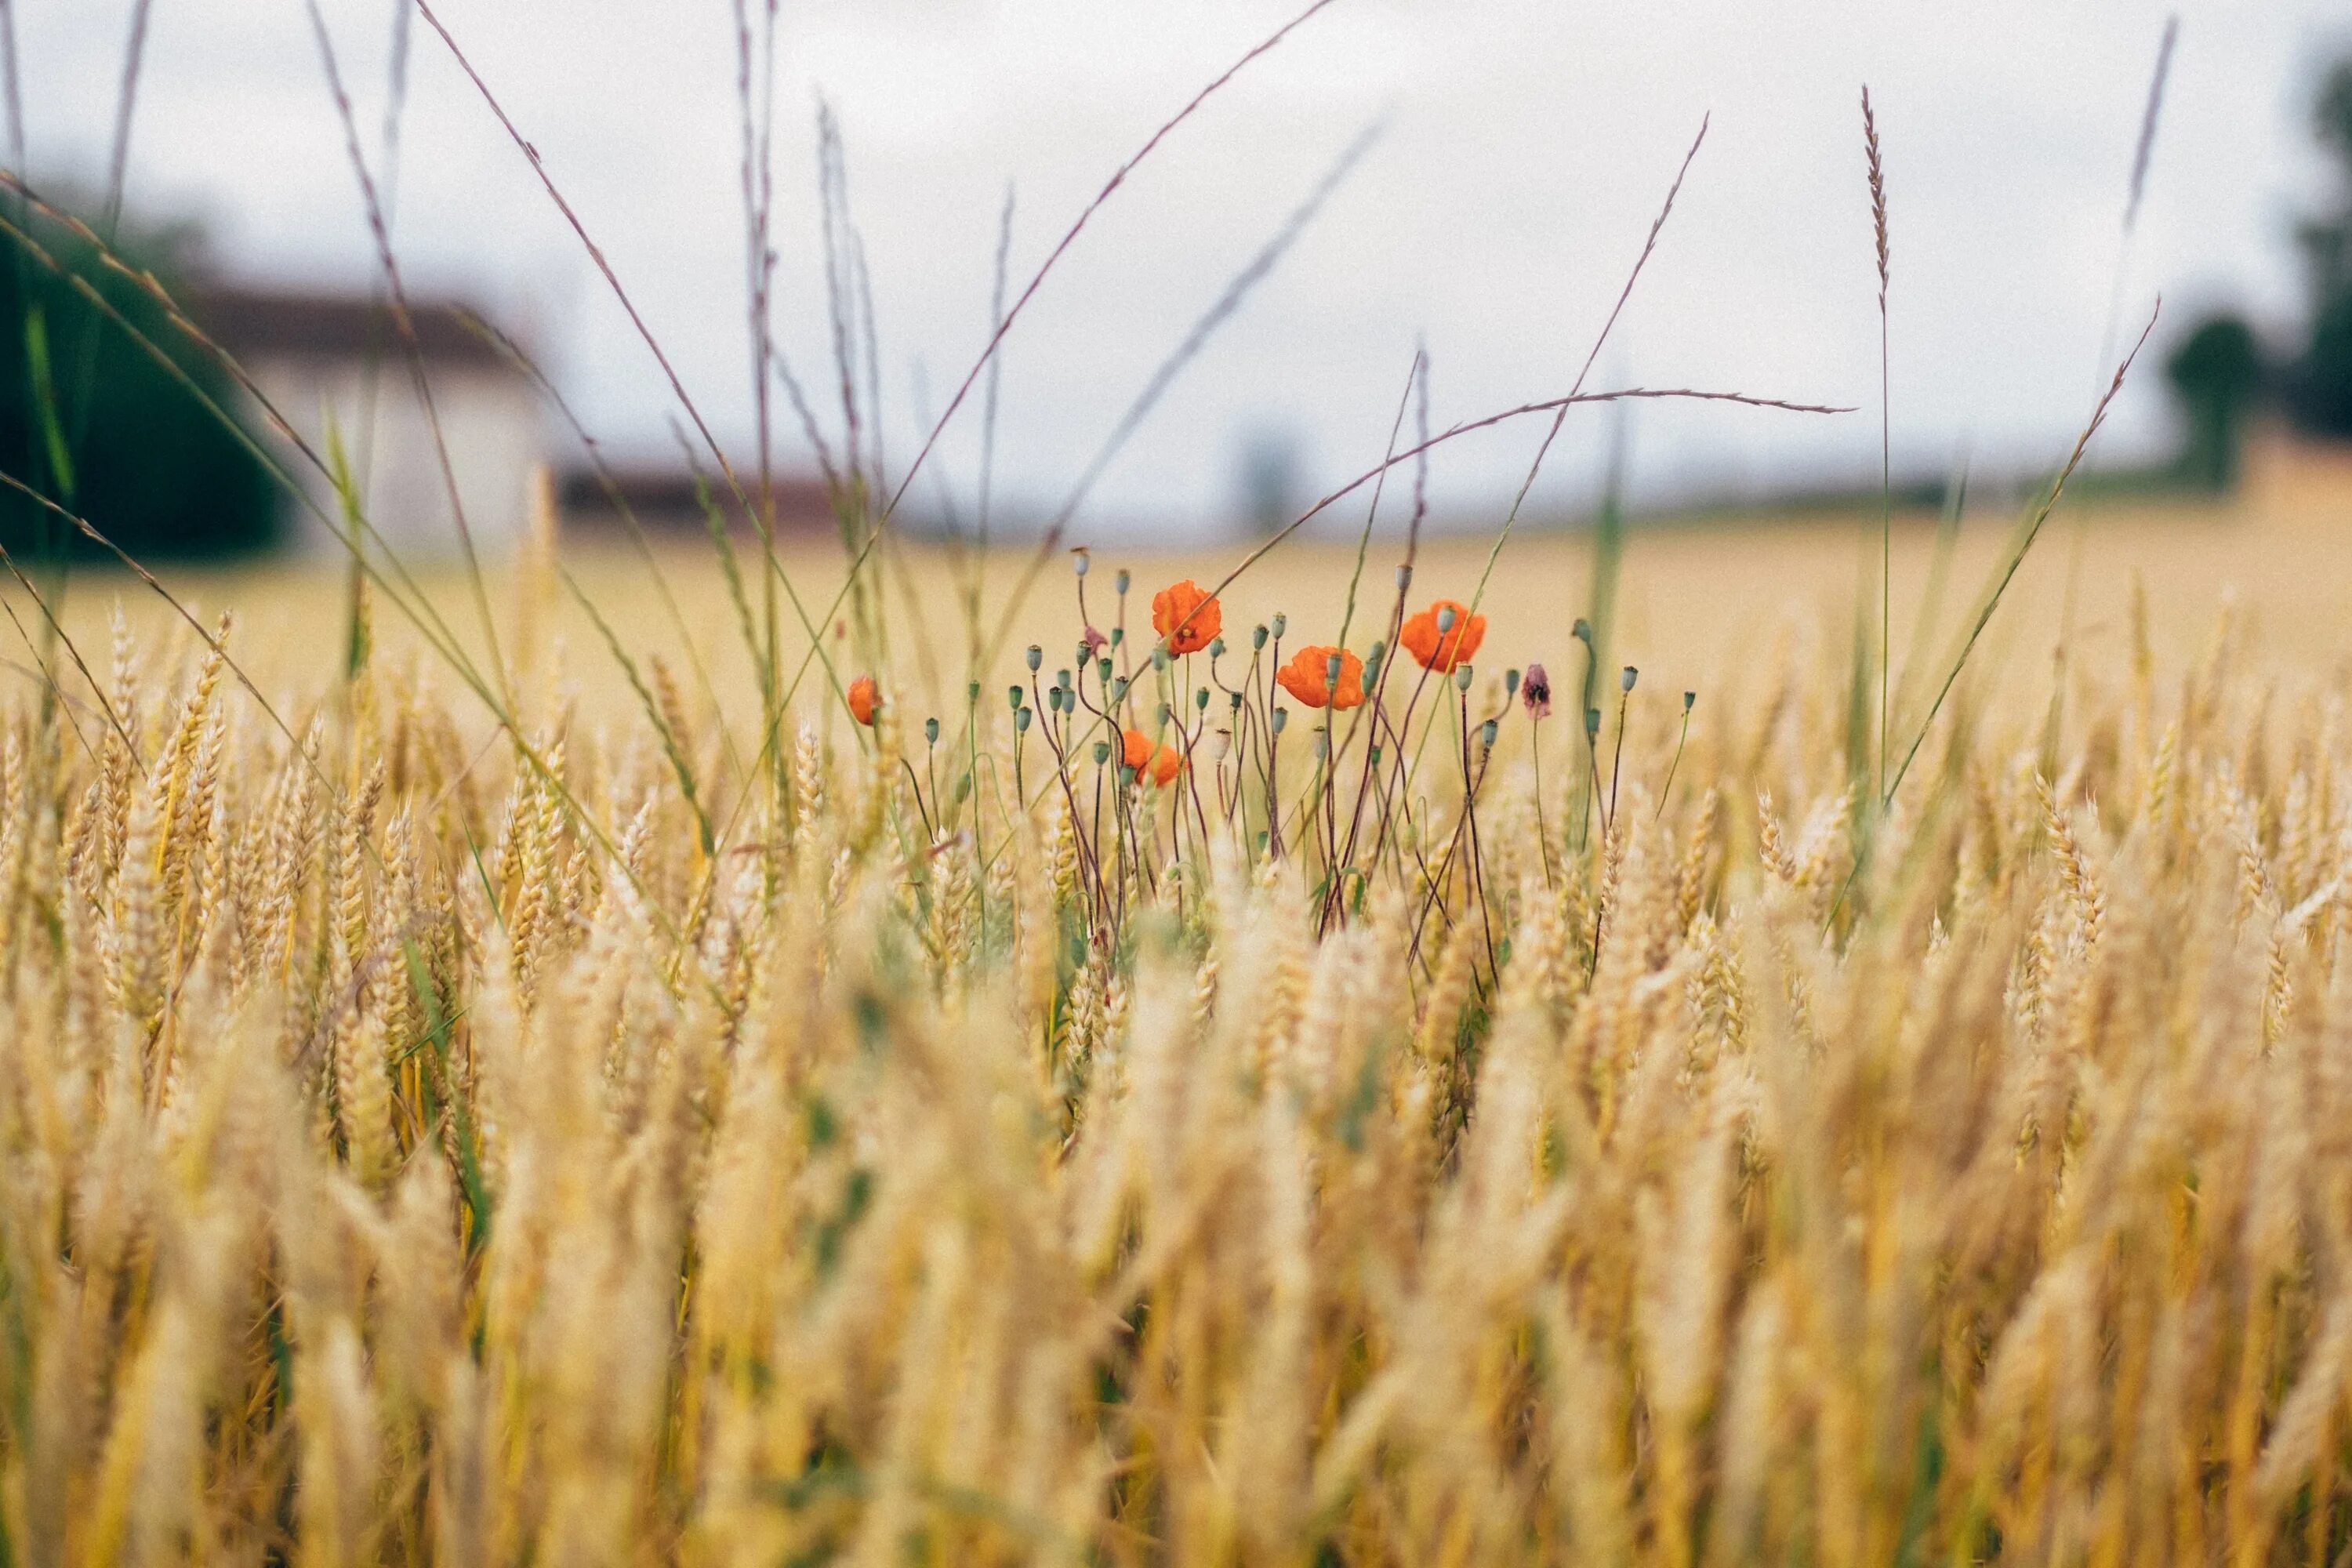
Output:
[55, 432, 2351, 739]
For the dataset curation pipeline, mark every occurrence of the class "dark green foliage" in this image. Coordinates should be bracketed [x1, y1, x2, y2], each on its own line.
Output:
[2165, 313, 2265, 489]
[2292, 57, 2352, 440]
[0, 205, 275, 561]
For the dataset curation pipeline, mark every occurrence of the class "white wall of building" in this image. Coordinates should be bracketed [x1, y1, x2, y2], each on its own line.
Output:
[245, 355, 543, 564]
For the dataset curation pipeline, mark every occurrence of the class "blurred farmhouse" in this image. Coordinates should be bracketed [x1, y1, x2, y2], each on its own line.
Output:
[192, 285, 544, 560]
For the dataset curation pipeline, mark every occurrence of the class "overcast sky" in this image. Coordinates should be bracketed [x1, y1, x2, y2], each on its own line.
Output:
[14, 0, 2350, 536]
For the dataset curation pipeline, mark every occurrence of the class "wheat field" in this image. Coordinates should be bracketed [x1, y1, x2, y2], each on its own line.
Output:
[1, 444, 2350, 1566]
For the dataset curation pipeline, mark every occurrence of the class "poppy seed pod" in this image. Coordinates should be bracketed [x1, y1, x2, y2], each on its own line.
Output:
[967, 681, 982, 703]
[1014, 706, 1033, 733]
[1505, 669, 1522, 699]
[1152, 645, 1169, 671]
[1092, 741, 1112, 766]
[1271, 612, 1287, 639]
[1209, 637, 1227, 659]
[1573, 618, 1593, 644]
[1454, 664, 1474, 692]
[1057, 668, 1073, 692]
[1272, 707, 1289, 735]
[1229, 691, 1243, 712]
[1252, 626, 1269, 651]
[1481, 718, 1498, 749]
[1116, 568, 1131, 595]
[924, 718, 940, 745]
[1008, 685, 1025, 711]
[1621, 666, 1638, 692]
[1111, 677, 1129, 703]
[1196, 687, 1210, 711]
[1109, 626, 1124, 648]
[1073, 551, 1091, 578]
[1684, 690, 1697, 711]
[1585, 708, 1602, 737]
[1025, 644, 1043, 672]
[1436, 604, 1457, 633]
[1098, 658, 1114, 684]
[1396, 564, 1413, 590]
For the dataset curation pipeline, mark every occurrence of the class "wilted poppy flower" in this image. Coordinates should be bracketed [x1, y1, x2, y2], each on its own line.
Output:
[1151, 579, 1222, 655]
[1275, 644, 1366, 710]
[1400, 598, 1486, 673]
[1522, 661, 1552, 719]
[1120, 727, 1185, 786]
[848, 674, 881, 726]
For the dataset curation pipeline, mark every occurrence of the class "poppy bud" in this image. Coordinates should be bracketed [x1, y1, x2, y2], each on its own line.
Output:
[1313, 731, 1328, 759]
[1209, 637, 1227, 659]
[1152, 645, 1169, 671]
[1585, 708, 1601, 737]
[1573, 618, 1592, 644]
[1073, 551, 1091, 578]
[1522, 662, 1552, 718]
[1092, 741, 1112, 766]
[1436, 604, 1457, 633]
[1621, 666, 1638, 692]
[1025, 644, 1043, 672]
[1481, 718, 1498, 750]
[1111, 677, 1129, 704]
[924, 717, 940, 745]
[1109, 626, 1124, 648]
[1504, 669, 1522, 699]
[1370, 745, 1383, 767]
[1120, 764, 1137, 788]
[1252, 625, 1269, 651]
[1368, 639, 1385, 663]
[967, 680, 982, 703]
[1396, 564, 1413, 590]
[1684, 690, 1697, 711]
[1098, 658, 1113, 684]
[1014, 707, 1033, 733]
[1454, 664, 1473, 692]
[1325, 652, 1343, 685]
[1008, 685, 1025, 711]
[1229, 691, 1243, 712]
[1196, 687, 1210, 711]
[1271, 612, 1287, 639]
[1057, 668, 1073, 692]
[1272, 707, 1289, 735]
[1116, 568, 1131, 595]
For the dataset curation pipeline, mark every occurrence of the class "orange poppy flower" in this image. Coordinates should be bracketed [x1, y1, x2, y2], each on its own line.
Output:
[1151, 579, 1222, 656]
[1400, 599, 1486, 673]
[848, 675, 881, 726]
[1275, 644, 1366, 710]
[1120, 728, 1185, 786]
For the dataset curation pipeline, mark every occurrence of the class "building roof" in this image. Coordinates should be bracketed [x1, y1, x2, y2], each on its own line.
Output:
[187, 285, 522, 372]
[559, 464, 839, 535]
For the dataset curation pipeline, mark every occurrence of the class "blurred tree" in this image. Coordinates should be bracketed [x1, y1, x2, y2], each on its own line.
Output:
[2291, 56, 2352, 437]
[0, 204, 276, 563]
[1237, 426, 1302, 536]
[2165, 313, 2265, 490]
